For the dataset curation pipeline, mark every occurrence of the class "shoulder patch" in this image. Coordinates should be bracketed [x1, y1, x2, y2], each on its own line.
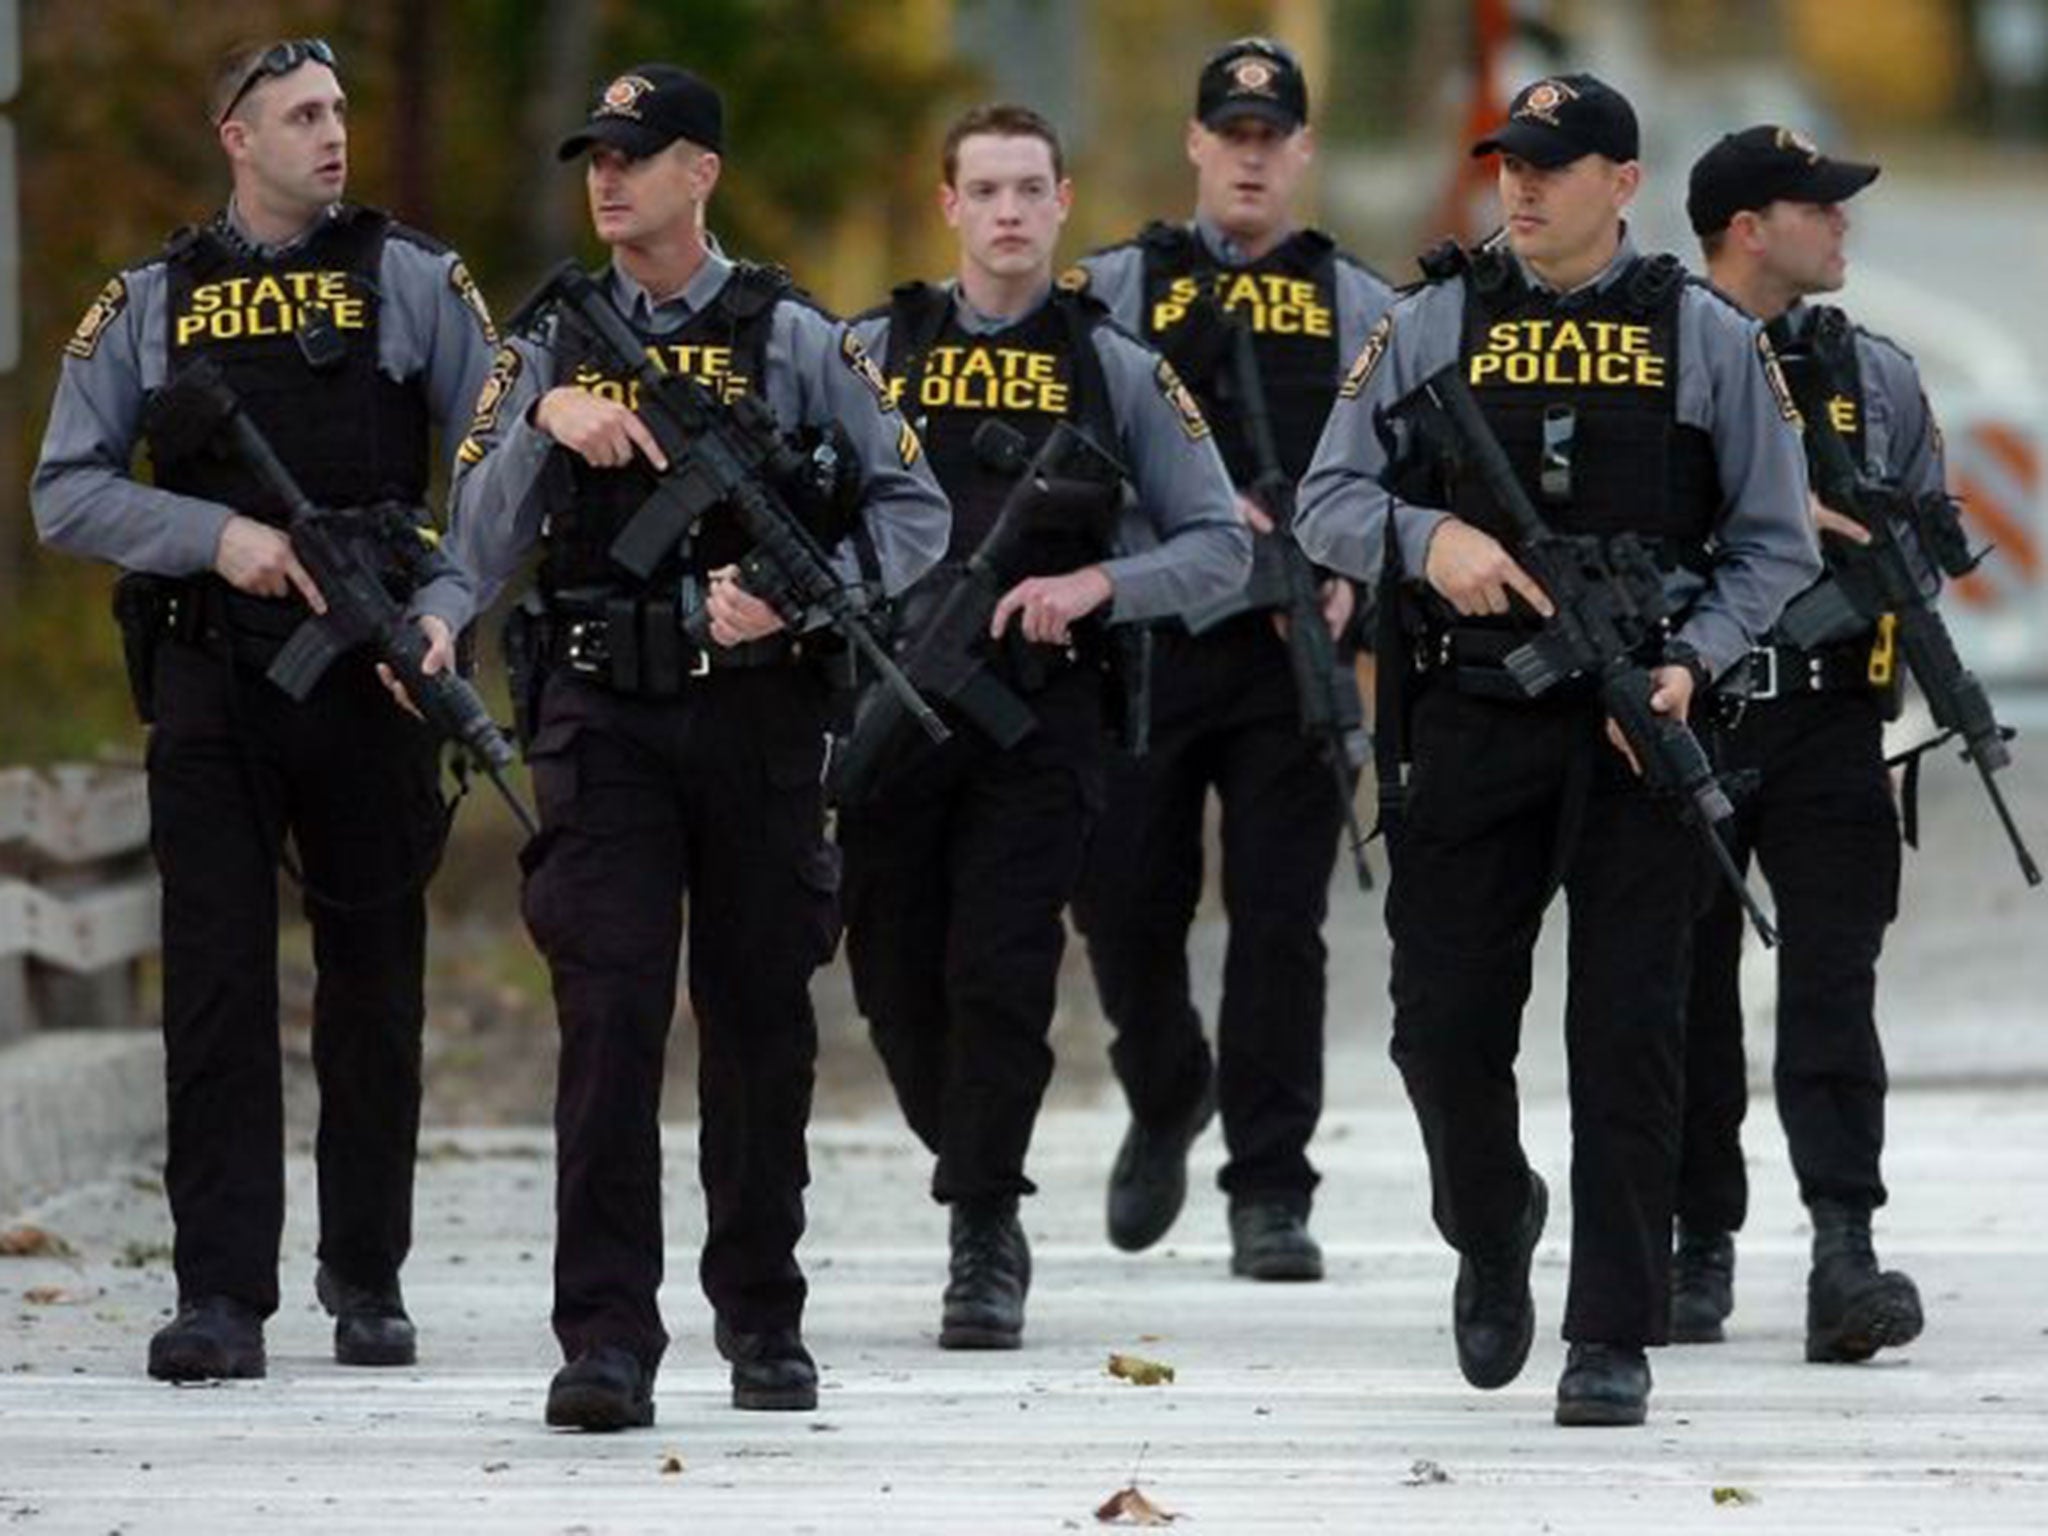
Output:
[65, 277, 128, 360]
[1057, 263, 1091, 294]
[457, 343, 522, 466]
[840, 328, 896, 412]
[1338, 314, 1393, 400]
[1155, 357, 1211, 442]
[1757, 330, 1802, 427]
[896, 418, 923, 469]
[448, 259, 499, 345]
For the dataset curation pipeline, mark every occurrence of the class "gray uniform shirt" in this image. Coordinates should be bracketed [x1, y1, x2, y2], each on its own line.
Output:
[1075, 215, 1394, 385]
[1295, 235, 1821, 679]
[851, 284, 1247, 623]
[1781, 300, 1946, 495]
[447, 251, 950, 629]
[31, 201, 497, 631]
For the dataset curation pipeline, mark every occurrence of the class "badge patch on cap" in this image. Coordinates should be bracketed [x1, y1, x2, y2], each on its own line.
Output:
[1338, 314, 1393, 400]
[1155, 358, 1211, 441]
[65, 276, 127, 360]
[1227, 56, 1278, 96]
[1516, 78, 1581, 128]
[1757, 331, 1802, 426]
[597, 74, 655, 120]
[840, 330, 896, 412]
[1774, 127, 1820, 163]
[448, 260, 499, 345]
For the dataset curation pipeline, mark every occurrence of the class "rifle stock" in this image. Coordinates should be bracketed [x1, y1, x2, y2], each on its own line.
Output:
[1219, 314, 1374, 889]
[532, 261, 950, 748]
[826, 419, 1126, 806]
[1419, 364, 1778, 943]
[148, 358, 536, 836]
[1778, 341, 2039, 886]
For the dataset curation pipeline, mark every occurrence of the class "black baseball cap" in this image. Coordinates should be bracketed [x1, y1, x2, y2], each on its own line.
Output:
[1196, 38, 1309, 132]
[557, 63, 723, 161]
[1470, 73, 1638, 168]
[1687, 125, 1880, 235]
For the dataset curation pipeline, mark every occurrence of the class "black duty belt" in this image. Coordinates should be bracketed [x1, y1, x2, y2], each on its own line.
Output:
[547, 595, 798, 696]
[1415, 622, 1652, 703]
[1730, 640, 1874, 703]
[159, 578, 322, 670]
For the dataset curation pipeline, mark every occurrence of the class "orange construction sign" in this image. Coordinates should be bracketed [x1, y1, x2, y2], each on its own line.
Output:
[1948, 418, 2045, 611]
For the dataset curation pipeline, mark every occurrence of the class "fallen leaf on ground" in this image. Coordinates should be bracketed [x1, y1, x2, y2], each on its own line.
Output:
[1106, 1352, 1175, 1386]
[23, 1286, 94, 1306]
[0, 1227, 75, 1259]
[1095, 1486, 1178, 1526]
[1712, 1486, 1758, 1506]
[1404, 1458, 1451, 1485]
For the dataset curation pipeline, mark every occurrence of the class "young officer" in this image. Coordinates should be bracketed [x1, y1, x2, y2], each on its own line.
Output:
[1671, 126, 1932, 1365]
[32, 38, 495, 1382]
[1295, 75, 1818, 1426]
[840, 103, 1247, 1350]
[1066, 37, 1395, 1278]
[447, 64, 949, 1430]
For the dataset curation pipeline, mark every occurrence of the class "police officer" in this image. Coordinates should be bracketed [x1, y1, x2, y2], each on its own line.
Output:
[838, 104, 1246, 1351]
[1065, 38, 1393, 1277]
[1669, 127, 1930, 1363]
[447, 65, 948, 1430]
[1296, 75, 1818, 1426]
[31, 40, 494, 1383]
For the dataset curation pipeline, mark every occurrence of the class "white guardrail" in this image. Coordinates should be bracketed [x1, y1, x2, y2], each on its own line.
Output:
[0, 765, 159, 1041]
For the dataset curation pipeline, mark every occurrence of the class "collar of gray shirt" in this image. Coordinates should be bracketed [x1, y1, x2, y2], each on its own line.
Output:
[1191, 212, 1300, 269]
[609, 248, 737, 332]
[219, 198, 345, 259]
[948, 279, 1057, 337]
[1504, 226, 1642, 298]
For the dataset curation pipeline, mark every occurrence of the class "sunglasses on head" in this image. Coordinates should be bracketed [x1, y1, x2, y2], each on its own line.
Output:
[217, 38, 339, 124]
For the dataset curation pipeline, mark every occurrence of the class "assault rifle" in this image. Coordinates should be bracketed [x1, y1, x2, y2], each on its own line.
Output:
[826, 419, 1126, 806]
[1771, 334, 2039, 887]
[147, 358, 536, 835]
[526, 261, 948, 747]
[1184, 310, 1373, 891]
[1418, 364, 1778, 944]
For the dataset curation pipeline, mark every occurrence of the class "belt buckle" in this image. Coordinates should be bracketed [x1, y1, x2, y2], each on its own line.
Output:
[1748, 646, 1781, 702]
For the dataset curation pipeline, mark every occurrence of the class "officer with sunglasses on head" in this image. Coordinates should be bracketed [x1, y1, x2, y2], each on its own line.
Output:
[32, 37, 498, 1383]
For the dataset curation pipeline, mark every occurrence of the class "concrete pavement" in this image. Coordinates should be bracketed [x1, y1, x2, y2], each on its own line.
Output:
[2, 723, 2045, 1532]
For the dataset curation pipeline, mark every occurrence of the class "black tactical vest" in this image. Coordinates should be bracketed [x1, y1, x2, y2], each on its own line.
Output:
[1449, 246, 1721, 552]
[1769, 304, 1867, 479]
[883, 282, 1116, 568]
[535, 262, 789, 596]
[149, 205, 430, 520]
[1136, 221, 1340, 483]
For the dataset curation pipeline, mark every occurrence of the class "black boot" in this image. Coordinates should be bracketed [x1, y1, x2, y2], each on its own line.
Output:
[1106, 1078, 1216, 1253]
[715, 1317, 819, 1411]
[939, 1199, 1031, 1350]
[1227, 1196, 1324, 1282]
[1668, 1225, 1735, 1344]
[1453, 1171, 1547, 1390]
[147, 1296, 266, 1382]
[315, 1263, 417, 1367]
[545, 1345, 656, 1431]
[1805, 1199, 1923, 1363]
[1554, 1342, 1652, 1427]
